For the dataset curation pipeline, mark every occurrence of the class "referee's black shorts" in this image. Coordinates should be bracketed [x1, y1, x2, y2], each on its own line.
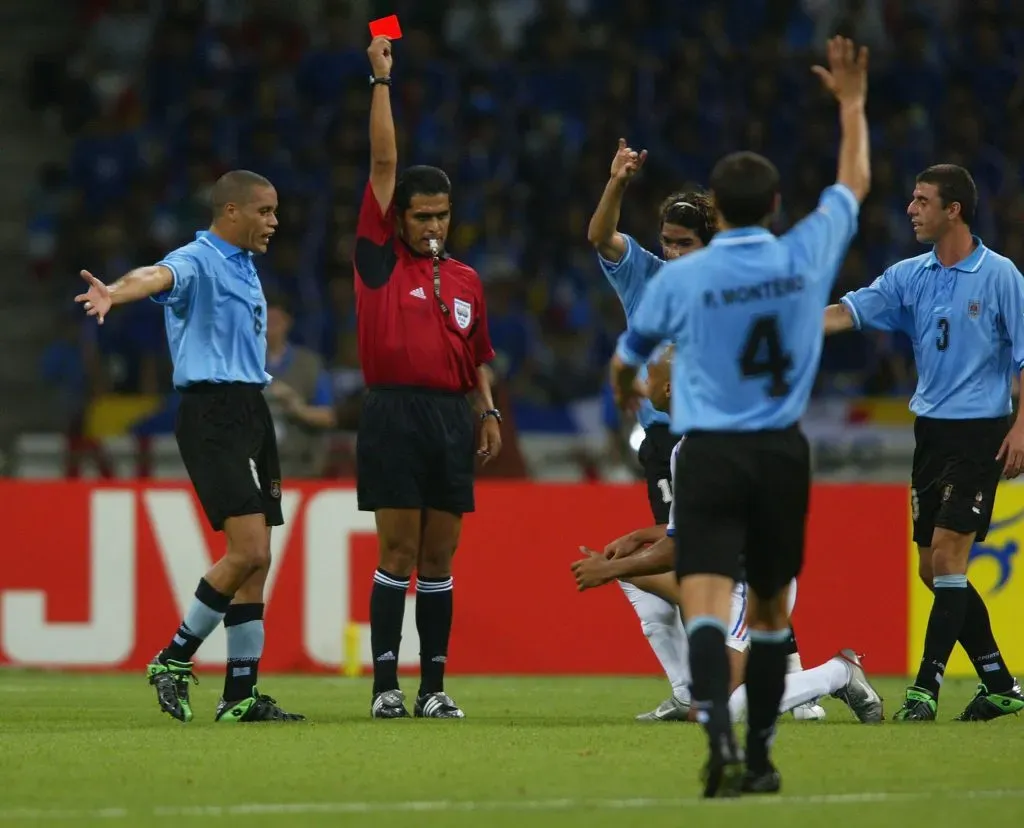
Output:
[911, 415, 1009, 547]
[637, 423, 677, 525]
[357, 386, 475, 515]
[672, 425, 810, 599]
[175, 382, 284, 532]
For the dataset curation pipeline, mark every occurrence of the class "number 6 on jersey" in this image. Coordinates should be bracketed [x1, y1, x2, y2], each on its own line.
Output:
[740, 314, 793, 398]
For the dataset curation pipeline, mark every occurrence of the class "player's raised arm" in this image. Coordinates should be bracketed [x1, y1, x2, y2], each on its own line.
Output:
[75, 265, 174, 324]
[813, 36, 870, 203]
[587, 138, 647, 262]
[367, 36, 397, 212]
[785, 37, 870, 290]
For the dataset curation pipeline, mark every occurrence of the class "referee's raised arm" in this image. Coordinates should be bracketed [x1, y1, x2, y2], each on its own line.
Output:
[353, 37, 500, 722]
[367, 36, 397, 212]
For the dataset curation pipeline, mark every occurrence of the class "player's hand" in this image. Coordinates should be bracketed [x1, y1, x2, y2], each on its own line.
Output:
[268, 380, 303, 412]
[610, 138, 647, 183]
[572, 546, 617, 591]
[996, 423, 1024, 479]
[74, 269, 112, 325]
[604, 532, 643, 560]
[367, 35, 393, 76]
[811, 36, 868, 106]
[478, 416, 502, 465]
[610, 357, 645, 414]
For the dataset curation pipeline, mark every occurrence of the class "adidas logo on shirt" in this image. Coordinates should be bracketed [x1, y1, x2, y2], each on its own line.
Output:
[409, 287, 426, 299]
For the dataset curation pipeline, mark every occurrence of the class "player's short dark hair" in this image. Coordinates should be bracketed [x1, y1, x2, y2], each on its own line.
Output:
[265, 290, 293, 316]
[915, 164, 977, 227]
[211, 170, 273, 215]
[395, 166, 452, 213]
[709, 151, 780, 228]
[658, 191, 716, 245]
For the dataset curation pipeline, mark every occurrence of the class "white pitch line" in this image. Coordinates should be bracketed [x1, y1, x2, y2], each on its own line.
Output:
[1, 789, 1022, 821]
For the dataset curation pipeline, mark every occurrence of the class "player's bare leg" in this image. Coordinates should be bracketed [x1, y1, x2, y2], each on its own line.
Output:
[214, 526, 304, 723]
[147, 513, 268, 723]
[912, 543, 1023, 721]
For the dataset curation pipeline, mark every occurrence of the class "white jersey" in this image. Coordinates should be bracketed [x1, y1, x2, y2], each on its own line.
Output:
[664, 438, 797, 652]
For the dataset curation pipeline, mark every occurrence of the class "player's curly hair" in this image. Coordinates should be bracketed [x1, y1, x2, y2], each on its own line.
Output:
[657, 190, 717, 245]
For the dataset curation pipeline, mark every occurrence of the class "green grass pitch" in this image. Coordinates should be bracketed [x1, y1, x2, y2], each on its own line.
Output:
[1, 672, 1022, 827]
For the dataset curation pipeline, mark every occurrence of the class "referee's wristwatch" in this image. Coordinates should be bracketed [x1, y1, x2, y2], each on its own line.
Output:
[369, 75, 392, 87]
[481, 409, 502, 424]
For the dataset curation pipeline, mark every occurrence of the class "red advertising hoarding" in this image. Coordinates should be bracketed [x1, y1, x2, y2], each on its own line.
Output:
[0, 482, 909, 675]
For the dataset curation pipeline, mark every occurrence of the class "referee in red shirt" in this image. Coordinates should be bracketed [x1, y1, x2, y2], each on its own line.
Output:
[356, 36, 502, 720]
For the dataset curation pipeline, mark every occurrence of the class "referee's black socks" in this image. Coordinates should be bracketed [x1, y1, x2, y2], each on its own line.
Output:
[161, 578, 232, 663]
[416, 575, 454, 696]
[370, 568, 410, 694]
[745, 628, 790, 774]
[686, 617, 733, 753]
[915, 574, 970, 698]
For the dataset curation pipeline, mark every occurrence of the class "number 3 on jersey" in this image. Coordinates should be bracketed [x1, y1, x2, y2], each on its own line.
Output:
[740, 315, 793, 398]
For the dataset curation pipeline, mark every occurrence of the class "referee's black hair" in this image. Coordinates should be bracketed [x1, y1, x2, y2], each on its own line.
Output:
[915, 164, 977, 227]
[658, 191, 716, 245]
[709, 151, 780, 228]
[395, 166, 452, 212]
[211, 170, 273, 215]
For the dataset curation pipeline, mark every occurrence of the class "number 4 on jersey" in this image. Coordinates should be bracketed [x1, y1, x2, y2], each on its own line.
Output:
[740, 315, 793, 398]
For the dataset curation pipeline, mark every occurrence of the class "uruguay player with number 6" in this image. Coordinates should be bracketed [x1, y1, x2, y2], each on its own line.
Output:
[74, 170, 304, 725]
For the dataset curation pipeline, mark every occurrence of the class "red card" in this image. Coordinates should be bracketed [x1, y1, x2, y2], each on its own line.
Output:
[369, 14, 402, 40]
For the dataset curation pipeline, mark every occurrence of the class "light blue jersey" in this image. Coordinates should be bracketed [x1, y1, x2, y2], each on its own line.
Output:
[153, 230, 271, 390]
[841, 238, 1024, 419]
[598, 234, 669, 428]
[617, 185, 860, 433]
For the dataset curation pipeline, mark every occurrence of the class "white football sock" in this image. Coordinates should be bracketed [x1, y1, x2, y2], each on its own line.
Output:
[619, 580, 691, 701]
[779, 658, 850, 713]
[728, 658, 851, 721]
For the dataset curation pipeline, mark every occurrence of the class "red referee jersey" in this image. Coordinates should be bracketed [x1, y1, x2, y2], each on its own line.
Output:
[353, 181, 495, 393]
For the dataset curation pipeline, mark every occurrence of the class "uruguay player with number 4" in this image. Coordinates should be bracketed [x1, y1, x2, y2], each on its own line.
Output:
[825, 163, 1024, 722]
[587, 143, 823, 724]
[611, 36, 871, 796]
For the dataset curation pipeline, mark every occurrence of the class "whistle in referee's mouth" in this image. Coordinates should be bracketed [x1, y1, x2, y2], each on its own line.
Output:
[427, 238, 441, 257]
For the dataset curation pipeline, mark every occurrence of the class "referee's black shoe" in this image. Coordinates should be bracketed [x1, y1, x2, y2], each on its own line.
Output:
[414, 691, 465, 719]
[371, 689, 410, 719]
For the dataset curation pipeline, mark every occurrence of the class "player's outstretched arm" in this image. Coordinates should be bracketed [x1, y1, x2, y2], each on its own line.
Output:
[367, 36, 397, 213]
[74, 266, 173, 325]
[604, 524, 667, 559]
[823, 302, 855, 334]
[813, 36, 870, 203]
[587, 139, 647, 263]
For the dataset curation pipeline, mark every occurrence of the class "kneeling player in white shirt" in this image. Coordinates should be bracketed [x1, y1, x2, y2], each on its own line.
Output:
[575, 348, 883, 723]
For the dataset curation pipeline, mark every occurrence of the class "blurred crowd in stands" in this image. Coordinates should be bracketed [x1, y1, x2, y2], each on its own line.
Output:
[25, 0, 1024, 449]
